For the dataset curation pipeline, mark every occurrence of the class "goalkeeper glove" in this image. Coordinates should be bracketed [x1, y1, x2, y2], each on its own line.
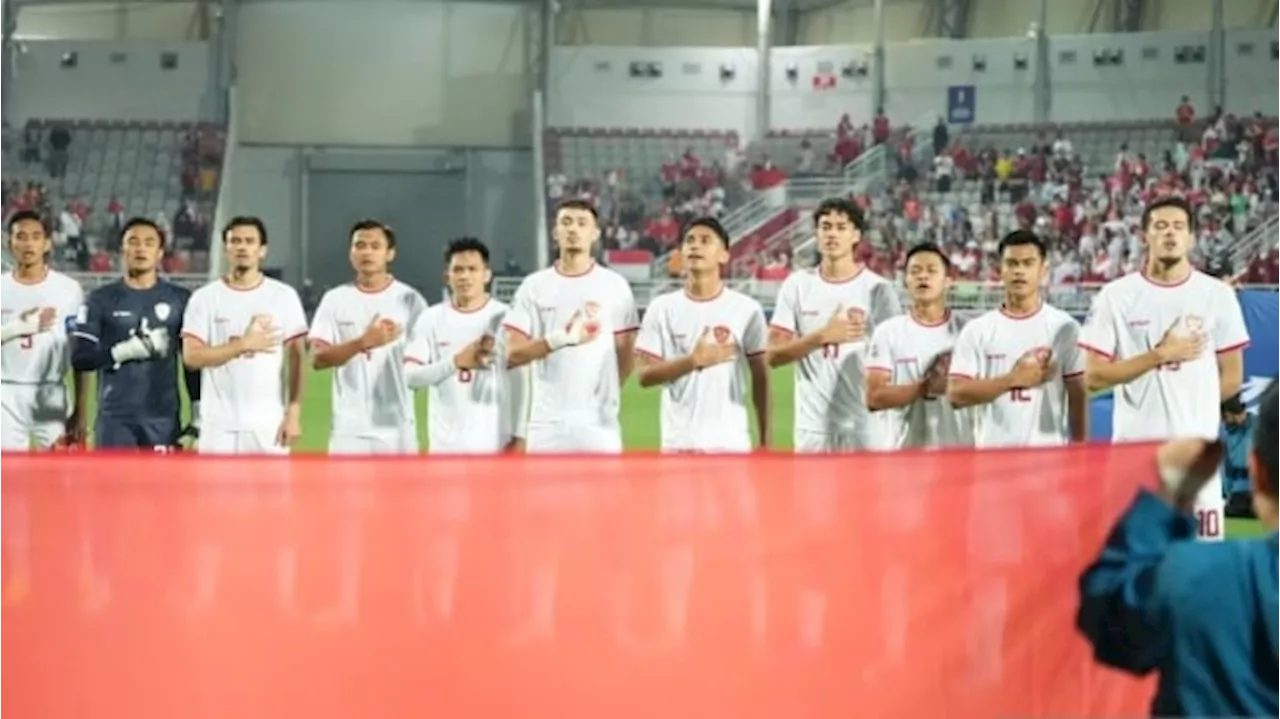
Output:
[110, 318, 170, 367]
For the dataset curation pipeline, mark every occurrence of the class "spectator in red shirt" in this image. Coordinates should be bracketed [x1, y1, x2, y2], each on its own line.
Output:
[873, 109, 891, 145]
[644, 208, 681, 251]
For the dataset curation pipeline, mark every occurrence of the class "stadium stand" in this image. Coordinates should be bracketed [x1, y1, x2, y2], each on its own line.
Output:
[2, 118, 225, 274]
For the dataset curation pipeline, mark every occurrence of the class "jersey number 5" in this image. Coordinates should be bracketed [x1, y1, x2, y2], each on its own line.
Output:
[1009, 388, 1033, 402]
[821, 343, 841, 359]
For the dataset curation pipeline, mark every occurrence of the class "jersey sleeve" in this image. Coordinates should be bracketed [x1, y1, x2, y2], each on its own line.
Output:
[403, 311, 435, 365]
[1212, 287, 1250, 354]
[866, 321, 895, 374]
[307, 292, 338, 347]
[503, 278, 537, 339]
[948, 321, 983, 380]
[180, 288, 211, 344]
[743, 301, 768, 357]
[870, 279, 904, 325]
[614, 281, 640, 334]
[72, 290, 104, 344]
[62, 283, 85, 336]
[1057, 317, 1086, 379]
[634, 301, 666, 360]
[280, 287, 310, 343]
[1078, 288, 1118, 359]
[769, 275, 800, 335]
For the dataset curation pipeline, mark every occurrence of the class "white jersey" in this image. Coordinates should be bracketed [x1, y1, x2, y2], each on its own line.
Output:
[866, 311, 974, 449]
[502, 263, 638, 429]
[406, 299, 525, 454]
[770, 267, 902, 435]
[308, 279, 428, 438]
[181, 277, 309, 431]
[636, 287, 768, 453]
[0, 270, 83, 384]
[1079, 270, 1249, 441]
[950, 303, 1084, 448]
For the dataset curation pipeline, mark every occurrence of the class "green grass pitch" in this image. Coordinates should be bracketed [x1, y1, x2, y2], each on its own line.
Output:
[76, 365, 1264, 538]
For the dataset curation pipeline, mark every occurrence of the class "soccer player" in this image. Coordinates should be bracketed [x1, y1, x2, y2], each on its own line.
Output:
[402, 237, 528, 626]
[309, 219, 428, 454]
[946, 230, 1088, 447]
[946, 229, 1087, 687]
[767, 197, 902, 452]
[405, 236, 528, 453]
[501, 199, 637, 644]
[72, 217, 200, 449]
[502, 198, 638, 452]
[179, 216, 308, 614]
[1078, 196, 1249, 541]
[631, 216, 769, 649]
[0, 210, 89, 606]
[866, 242, 973, 449]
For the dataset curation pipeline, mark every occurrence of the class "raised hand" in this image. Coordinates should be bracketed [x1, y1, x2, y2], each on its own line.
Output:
[691, 326, 737, 369]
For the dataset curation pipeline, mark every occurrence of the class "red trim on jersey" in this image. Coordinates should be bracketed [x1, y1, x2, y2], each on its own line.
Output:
[614, 326, 639, 335]
[553, 260, 596, 278]
[946, 372, 974, 380]
[682, 284, 725, 303]
[909, 309, 951, 328]
[745, 350, 767, 358]
[1077, 341, 1114, 360]
[864, 365, 892, 374]
[635, 348, 663, 361]
[282, 331, 308, 345]
[10, 268, 49, 286]
[1062, 370, 1085, 379]
[403, 356, 425, 365]
[998, 301, 1043, 320]
[1139, 267, 1194, 288]
[179, 330, 207, 344]
[450, 297, 492, 314]
[767, 323, 795, 337]
[1216, 340, 1250, 355]
[308, 337, 332, 348]
[220, 276, 266, 292]
[502, 323, 531, 339]
[817, 264, 865, 285]
[354, 276, 395, 294]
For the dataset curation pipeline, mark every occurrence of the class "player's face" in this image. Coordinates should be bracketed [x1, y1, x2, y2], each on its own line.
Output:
[223, 224, 267, 271]
[446, 250, 491, 301]
[1000, 244, 1046, 300]
[554, 208, 599, 256]
[349, 228, 395, 276]
[7, 219, 51, 268]
[814, 211, 859, 260]
[905, 251, 950, 303]
[680, 226, 729, 274]
[1143, 206, 1194, 266]
[122, 224, 164, 274]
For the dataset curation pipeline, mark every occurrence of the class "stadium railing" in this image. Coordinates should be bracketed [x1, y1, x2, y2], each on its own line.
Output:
[1229, 213, 1279, 272]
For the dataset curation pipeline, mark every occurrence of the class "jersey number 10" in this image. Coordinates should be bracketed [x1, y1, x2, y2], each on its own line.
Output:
[1009, 388, 1033, 402]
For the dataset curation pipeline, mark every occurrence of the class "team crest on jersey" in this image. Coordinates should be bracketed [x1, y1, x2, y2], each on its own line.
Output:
[76, 304, 88, 324]
[583, 301, 601, 319]
[154, 302, 171, 322]
[846, 307, 866, 322]
[713, 325, 732, 344]
[1181, 314, 1205, 332]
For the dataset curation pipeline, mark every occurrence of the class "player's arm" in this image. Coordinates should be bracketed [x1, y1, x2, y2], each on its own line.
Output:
[748, 353, 771, 448]
[70, 292, 113, 371]
[501, 362, 531, 445]
[284, 336, 305, 414]
[614, 284, 640, 385]
[307, 293, 365, 370]
[945, 324, 1012, 408]
[1212, 287, 1250, 401]
[634, 303, 699, 388]
[1078, 289, 1160, 393]
[864, 324, 925, 411]
[404, 313, 458, 388]
[1066, 375, 1089, 442]
[1060, 321, 1089, 442]
[764, 277, 820, 367]
[1216, 350, 1244, 401]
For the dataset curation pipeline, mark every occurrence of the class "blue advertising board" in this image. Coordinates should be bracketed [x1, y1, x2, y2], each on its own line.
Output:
[946, 85, 976, 125]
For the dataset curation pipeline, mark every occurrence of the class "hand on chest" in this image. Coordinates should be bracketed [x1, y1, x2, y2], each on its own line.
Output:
[113, 299, 180, 337]
[547, 293, 612, 332]
[1126, 309, 1212, 349]
[797, 297, 871, 340]
[335, 303, 412, 343]
[669, 309, 744, 357]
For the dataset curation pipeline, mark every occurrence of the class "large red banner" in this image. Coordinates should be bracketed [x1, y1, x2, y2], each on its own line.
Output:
[3, 447, 1156, 718]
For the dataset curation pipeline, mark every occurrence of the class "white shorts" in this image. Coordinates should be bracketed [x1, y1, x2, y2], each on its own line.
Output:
[1193, 472, 1226, 542]
[793, 427, 879, 453]
[329, 428, 419, 455]
[198, 425, 289, 456]
[525, 421, 623, 454]
[0, 382, 67, 450]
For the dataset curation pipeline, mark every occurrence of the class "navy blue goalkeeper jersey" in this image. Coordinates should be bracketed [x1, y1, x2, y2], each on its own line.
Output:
[71, 279, 191, 421]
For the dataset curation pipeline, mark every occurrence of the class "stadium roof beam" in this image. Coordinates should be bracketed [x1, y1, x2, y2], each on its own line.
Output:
[1112, 0, 1145, 32]
[924, 0, 971, 39]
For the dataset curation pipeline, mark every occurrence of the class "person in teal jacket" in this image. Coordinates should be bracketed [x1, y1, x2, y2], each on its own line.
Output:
[1220, 394, 1257, 517]
[1077, 381, 1278, 717]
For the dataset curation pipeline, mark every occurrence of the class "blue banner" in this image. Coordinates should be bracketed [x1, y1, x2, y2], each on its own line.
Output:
[946, 85, 976, 125]
[1089, 289, 1279, 440]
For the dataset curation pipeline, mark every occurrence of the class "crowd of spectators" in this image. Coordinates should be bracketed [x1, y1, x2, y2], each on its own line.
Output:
[2, 123, 223, 275]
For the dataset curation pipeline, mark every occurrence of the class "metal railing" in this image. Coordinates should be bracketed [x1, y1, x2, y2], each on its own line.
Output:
[1230, 213, 1279, 274]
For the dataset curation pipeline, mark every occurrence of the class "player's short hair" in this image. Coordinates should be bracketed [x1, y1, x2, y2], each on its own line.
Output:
[6, 210, 47, 237]
[222, 215, 269, 246]
[904, 241, 951, 271]
[1141, 195, 1196, 233]
[813, 197, 866, 232]
[119, 216, 167, 249]
[444, 236, 490, 265]
[555, 199, 599, 225]
[997, 230, 1046, 259]
[1253, 380, 1278, 497]
[349, 218, 397, 249]
[684, 216, 730, 247]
